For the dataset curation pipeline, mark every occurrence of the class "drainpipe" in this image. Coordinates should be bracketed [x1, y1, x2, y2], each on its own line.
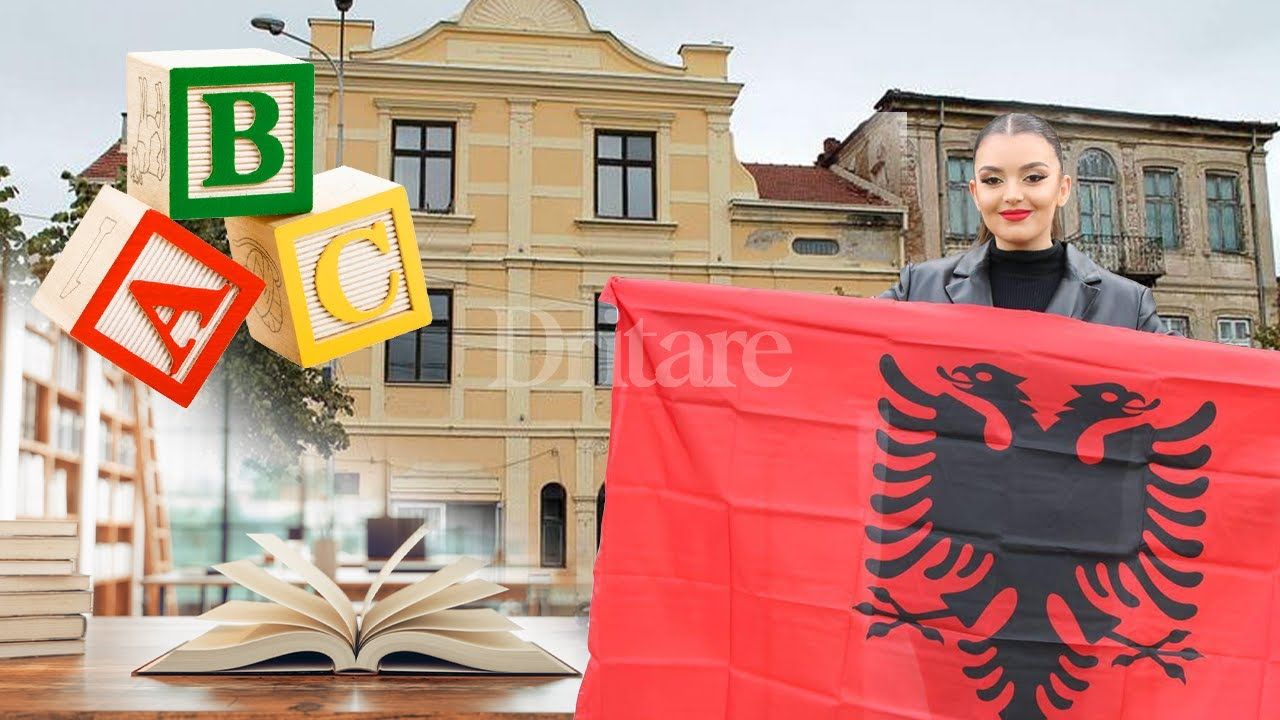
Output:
[935, 100, 946, 259]
[1246, 128, 1269, 326]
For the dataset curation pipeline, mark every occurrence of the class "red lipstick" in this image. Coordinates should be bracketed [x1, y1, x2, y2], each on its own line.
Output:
[999, 209, 1032, 222]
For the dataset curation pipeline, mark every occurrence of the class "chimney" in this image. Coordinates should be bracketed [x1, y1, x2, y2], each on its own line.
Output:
[816, 137, 843, 166]
[308, 17, 375, 59]
[678, 42, 732, 80]
[120, 112, 128, 146]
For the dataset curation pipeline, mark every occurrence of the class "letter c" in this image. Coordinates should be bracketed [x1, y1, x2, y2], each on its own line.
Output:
[314, 221, 402, 323]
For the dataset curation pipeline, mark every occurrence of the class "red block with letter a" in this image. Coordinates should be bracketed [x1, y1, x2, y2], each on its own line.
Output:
[32, 187, 263, 407]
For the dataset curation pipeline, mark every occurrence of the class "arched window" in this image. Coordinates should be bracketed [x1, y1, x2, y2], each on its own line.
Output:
[1077, 149, 1118, 238]
[540, 483, 566, 568]
[596, 485, 606, 549]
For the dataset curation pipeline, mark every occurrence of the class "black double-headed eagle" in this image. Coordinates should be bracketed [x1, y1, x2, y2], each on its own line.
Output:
[856, 354, 1215, 720]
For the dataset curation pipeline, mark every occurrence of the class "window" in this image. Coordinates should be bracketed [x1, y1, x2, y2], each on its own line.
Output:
[334, 472, 359, 496]
[540, 483, 566, 568]
[595, 131, 655, 219]
[1077, 149, 1118, 238]
[596, 484, 606, 549]
[595, 294, 617, 387]
[946, 156, 979, 239]
[20, 380, 38, 441]
[1143, 168, 1180, 249]
[391, 120, 455, 213]
[792, 238, 839, 256]
[1162, 315, 1191, 338]
[1206, 173, 1242, 252]
[57, 334, 82, 390]
[385, 290, 452, 383]
[1217, 317, 1252, 346]
[23, 329, 51, 382]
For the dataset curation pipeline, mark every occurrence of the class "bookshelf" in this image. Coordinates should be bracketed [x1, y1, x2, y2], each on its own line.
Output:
[15, 307, 152, 616]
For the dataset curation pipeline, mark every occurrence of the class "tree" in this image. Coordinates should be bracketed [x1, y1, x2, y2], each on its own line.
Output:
[27, 169, 354, 463]
[1256, 287, 1280, 351]
[1257, 322, 1280, 350]
[0, 165, 28, 295]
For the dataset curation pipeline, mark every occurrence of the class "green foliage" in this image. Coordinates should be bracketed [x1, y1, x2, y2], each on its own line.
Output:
[27, 168, 354, 462]
[1256, 289, 1280, 351]
[0, 166, 28, 284]
[1256, 323, 1280, 351]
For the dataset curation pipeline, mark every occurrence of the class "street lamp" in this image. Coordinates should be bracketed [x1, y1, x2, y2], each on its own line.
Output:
[250, 3, 353, 549]
[249, 10, 346, 166]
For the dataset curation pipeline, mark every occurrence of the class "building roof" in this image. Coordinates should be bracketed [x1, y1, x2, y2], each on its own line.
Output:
[81, 140, 126, 184]
[742, 163, 889, 207]
[875, 89, 1279, 135]
[819, 88, 1278, 167]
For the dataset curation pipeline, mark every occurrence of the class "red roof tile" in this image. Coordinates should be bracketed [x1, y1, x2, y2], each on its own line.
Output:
[81, 141, 127, 184]
[742, 163, 888, 206]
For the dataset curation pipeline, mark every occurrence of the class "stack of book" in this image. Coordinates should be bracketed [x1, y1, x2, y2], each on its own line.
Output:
[0, 519, 90, 658]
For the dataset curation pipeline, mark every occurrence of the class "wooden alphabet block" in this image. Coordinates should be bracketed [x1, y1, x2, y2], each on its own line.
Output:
[32, 187, 265, 407]
[225, 166, 431, 368]
[126, 48, 313, 220]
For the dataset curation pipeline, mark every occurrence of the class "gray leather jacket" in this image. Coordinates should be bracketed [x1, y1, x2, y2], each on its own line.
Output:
[879, 240, 1174, 334]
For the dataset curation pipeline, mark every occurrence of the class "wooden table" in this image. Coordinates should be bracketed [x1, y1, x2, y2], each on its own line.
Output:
[0, 617, 589, 718]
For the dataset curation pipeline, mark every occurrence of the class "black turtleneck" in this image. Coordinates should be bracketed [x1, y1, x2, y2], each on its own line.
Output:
[987, 239, 1066, 312]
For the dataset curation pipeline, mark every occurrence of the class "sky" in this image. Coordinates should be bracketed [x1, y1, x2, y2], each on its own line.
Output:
[2, 0, 1278, 270]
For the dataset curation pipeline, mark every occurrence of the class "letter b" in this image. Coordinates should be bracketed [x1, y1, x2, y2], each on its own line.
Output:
[202, 91, 286, 188]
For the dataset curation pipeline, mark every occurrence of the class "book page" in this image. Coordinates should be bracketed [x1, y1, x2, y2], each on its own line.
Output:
[354, 629, 576, 674]
[362, 523, 429, 610]
[136, 624, 357, 674]
[213, 559, 352, 645]
[200, 601, 338, 635]
[248, 533, 357, 644]
[360, 557, 487, 638]
[363, 578, 507, 641]
[371, 608, 520, 633]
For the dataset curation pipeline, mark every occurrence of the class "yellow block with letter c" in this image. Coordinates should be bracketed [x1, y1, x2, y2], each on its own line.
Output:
[315, 221, 402, 324]
[225, 166, 430, 368]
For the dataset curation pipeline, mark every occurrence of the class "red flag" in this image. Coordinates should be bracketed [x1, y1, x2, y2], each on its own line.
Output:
[577, 276, 1280, 720]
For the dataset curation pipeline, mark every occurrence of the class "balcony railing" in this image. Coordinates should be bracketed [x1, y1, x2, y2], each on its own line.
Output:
[1065, 233, 1166, 281]
[944, 235, 978, 256]
[943, 233, 1166, 283]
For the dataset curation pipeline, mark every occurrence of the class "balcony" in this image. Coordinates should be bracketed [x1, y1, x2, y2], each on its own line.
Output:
[1064, 234, 1166, 285]
[943, 233, 1166, 286]
[943, 235, 979, 256]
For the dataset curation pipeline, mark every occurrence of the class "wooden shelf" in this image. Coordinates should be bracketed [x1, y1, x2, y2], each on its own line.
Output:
[14, 328, 153, 616]
[55, 387, 84, 407]
[98, 460, 135, 477]
[96, 523, 135, 535]
[93, 576, 131, 585]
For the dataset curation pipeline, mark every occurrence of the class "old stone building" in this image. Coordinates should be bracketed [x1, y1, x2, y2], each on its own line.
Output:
[819, 89, 1277, 343]
[300, 0, 905, 596]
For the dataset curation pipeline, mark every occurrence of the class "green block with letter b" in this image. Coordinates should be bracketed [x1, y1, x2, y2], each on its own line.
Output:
[125, 48, 314, 219]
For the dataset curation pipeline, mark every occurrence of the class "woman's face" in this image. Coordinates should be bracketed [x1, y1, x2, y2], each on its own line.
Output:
[969, 132, 1072, 250]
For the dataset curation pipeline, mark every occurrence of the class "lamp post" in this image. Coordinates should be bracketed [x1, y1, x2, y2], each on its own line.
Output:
[250, 2, 352, 553]
[249, 8, 346, 165]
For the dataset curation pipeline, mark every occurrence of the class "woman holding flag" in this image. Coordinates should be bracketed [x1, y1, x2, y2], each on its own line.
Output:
[881, 112, 1176, 335]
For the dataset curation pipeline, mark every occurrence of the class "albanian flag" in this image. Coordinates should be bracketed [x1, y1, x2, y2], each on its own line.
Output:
[577, 276, 1280, 720]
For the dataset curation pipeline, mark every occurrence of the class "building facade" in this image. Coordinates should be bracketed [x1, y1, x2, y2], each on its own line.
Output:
[304, 0, 905, 596]
[820, 90, 1278, 343]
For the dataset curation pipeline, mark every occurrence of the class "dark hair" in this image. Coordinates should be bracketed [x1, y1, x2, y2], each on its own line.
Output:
[972, 112, 1067, 246]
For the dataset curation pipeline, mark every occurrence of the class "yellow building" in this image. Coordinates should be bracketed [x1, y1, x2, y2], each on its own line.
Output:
[304, 0, 904, 597]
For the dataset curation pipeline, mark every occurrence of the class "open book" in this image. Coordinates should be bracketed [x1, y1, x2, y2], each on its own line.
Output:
[135, 527, 576, 675]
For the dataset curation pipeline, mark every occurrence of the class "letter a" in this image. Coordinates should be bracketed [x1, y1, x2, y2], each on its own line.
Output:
[128, 279, 233, 376]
